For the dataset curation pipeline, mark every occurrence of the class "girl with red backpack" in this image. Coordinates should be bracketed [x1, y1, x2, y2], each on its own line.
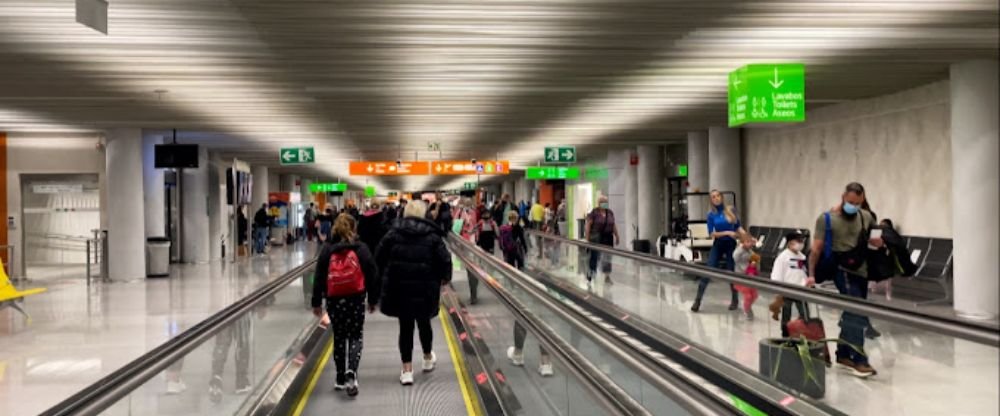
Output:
[499, 212, 528, 270]
[311, 214, 380, 397]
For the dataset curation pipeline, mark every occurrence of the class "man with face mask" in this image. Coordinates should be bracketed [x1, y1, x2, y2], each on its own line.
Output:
[808, 182, 883, 378]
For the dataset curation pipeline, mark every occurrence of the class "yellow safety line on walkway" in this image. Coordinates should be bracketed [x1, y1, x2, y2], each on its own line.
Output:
[441, 307, 484, 416]
[291, 337, 332, 416]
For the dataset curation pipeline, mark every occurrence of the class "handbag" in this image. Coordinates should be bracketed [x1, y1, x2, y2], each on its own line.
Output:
[815, 212, 838, 284]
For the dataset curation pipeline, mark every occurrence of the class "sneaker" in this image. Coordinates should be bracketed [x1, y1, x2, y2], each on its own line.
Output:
[334, 373, 346, 391]
[234, 385, 252, 395]
[742, 310, 755, 321]
[506, 347, 525, 366]
[728, 302, 739, 311]
[345, 371, 359, 397]
[690, 301, 701, 313]
[208, 376, 222, 403]
[166, 380, 186, 395]
[604, 276, 613, 285]
[538, 363, 554, 377]
[865, 326, 882, 339]
[400, 370, 414, 386]
[836, 358, 877, 378]
[422, 352, 437, 372]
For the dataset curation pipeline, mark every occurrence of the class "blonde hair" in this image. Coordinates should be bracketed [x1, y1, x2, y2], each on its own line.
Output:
[710, 190, 737, 224]
[404, 199, 428, 219]
[507, 211, 519, 223]
[332, 213, 356, 242]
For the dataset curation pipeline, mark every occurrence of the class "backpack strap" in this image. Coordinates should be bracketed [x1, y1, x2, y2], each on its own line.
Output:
[823, 212, 833, 259]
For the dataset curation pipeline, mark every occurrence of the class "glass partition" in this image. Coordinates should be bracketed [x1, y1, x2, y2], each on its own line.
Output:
[524, 232, 1000, 416]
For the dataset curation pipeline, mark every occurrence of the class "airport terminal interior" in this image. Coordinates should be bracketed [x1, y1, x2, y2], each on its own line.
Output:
[0, 1, 997, 415]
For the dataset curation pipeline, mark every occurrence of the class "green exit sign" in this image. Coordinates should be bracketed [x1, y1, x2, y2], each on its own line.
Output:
[279, 147, 315, 165]
[309, 183, 346, 193]
[526, 166, 580, 180]
[544, 146, 576, 163]
[364, 186, 376, 197]
[463, 182, 477, 190]
[678, 164, 688, 177]
[728, 64, 805, 127]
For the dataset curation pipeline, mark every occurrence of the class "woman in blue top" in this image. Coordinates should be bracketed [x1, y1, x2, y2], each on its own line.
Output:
[691, 190, 746, 312]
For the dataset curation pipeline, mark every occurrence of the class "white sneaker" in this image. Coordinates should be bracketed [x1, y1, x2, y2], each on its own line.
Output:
[538, 363, 554, 377]
[422, 352, 437, 372]
[234, 385, 252, 395]
[166, 380, 186, 395]
[506, 347, 525, 366]
[400, 370, 414, 386]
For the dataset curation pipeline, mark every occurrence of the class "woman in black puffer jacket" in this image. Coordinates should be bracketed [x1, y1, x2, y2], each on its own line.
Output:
[374, 200, 453, 386]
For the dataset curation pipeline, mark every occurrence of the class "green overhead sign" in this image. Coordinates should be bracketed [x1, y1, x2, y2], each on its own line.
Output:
[463, 182, 477, 190]
[544, 146, 576, 163]
[678, 164, 688, 177]
[526, 166, 580, 180]
[728, 63, 805, 127]
[364, 186, 376, 197]
[309, 182, 347, 193]
[279, 147, 315, 165]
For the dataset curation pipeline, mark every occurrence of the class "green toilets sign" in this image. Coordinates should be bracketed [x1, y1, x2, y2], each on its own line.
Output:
[728, 64, 805, 127]
[308, 183, 346, 193]
[526, 166, 580, 180]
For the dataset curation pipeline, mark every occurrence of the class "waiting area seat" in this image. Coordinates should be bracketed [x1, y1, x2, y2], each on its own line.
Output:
[747, 226, 811, 273]
[0, 262, 46, 320]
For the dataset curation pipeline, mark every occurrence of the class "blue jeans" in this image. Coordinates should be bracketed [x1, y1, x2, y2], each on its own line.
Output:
[835, 270, 870, 364]
[695, 238, 738, 305]
[254, 227, 268, 254]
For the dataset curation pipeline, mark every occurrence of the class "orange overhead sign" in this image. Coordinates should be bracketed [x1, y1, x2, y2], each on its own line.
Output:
[349, 161, 430, 176]
[431, 160, 510, 175]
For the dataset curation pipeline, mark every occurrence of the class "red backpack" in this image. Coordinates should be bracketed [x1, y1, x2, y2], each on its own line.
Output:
[326, 249, 365, 297]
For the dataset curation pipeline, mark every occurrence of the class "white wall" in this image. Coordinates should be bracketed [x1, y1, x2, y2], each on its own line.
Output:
[744, 81, 951, 237]
[6, 135, 107, 277]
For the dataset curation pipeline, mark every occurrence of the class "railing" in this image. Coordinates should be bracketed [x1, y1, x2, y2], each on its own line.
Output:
[528, 230, 999, 347]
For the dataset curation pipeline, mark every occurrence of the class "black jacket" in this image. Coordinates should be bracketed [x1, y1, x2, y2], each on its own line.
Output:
[882, 226, 918, 277]
[312, 238, 380, 308]
[358, 210, 388, 254]
[427, 201, 453, 232]
[375, 217, 453, 320]
[254, 208, 271, 228]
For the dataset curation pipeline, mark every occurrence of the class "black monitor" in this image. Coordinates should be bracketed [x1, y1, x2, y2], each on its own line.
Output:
[155, 144, 200, 168]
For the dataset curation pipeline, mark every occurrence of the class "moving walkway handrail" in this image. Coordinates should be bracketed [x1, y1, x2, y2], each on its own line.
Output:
[39, 259, 319, 416]
[448, 235, 738, 416]
[528, 230, 1000, 347]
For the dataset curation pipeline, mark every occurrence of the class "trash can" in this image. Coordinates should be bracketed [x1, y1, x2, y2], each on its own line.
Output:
[146, 237, 171, 278]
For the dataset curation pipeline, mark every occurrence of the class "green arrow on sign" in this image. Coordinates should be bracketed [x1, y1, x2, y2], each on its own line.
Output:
[543, 146, 577, 163]
[526, 166, 580, 180]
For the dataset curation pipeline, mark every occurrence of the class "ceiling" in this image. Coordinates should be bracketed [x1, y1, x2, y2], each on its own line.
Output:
[0, 0, 996, 191]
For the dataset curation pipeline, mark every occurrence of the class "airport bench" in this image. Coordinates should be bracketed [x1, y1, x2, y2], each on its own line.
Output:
[0, 262, 46, 320]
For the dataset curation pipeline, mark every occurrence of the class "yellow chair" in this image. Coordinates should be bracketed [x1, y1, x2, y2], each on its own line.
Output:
[0, 261, 46, 320]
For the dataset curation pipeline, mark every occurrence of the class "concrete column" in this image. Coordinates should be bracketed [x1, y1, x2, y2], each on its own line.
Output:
[637, 145, 664, 243]
[208, 155, 223, 260]
[607, 148, 635, 248]
[687, 131, 709, 220]
[301, 178, 314, 205]
[142, 134, 166, 238]
[501, 180, 515, 199]
[181, 146, 210, 263]
[625, 151, 638, 246]
[950, 60, 999, 319]
[106, 129, 146, 281]
[708, 127, 742, 216]
[251, 166, 269, 210]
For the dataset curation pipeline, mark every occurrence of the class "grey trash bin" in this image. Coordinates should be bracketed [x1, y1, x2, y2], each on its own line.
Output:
[146, 237, 171, 277]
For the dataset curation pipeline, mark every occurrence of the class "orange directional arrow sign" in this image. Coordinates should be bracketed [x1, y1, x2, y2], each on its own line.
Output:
[431, 160, 510, 175]
[349, 161, 430, 176]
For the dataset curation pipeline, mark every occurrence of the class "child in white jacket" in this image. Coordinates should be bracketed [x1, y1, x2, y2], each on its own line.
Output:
[770, 232, 809, 337]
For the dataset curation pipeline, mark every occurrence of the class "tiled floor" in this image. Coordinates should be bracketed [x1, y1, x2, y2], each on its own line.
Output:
[524, 243, 999, 416]
[0, 243, 317, 416]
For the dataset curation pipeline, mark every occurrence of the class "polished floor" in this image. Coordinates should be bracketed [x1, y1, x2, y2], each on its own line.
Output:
[523, 243, 999, 416]
[0, 243, 317, 416]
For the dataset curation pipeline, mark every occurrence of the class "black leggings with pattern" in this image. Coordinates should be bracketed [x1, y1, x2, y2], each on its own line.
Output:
[326, 295, 367, 376]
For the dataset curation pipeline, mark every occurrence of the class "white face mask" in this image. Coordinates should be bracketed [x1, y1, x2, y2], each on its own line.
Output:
[788, 242, 802, 252]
